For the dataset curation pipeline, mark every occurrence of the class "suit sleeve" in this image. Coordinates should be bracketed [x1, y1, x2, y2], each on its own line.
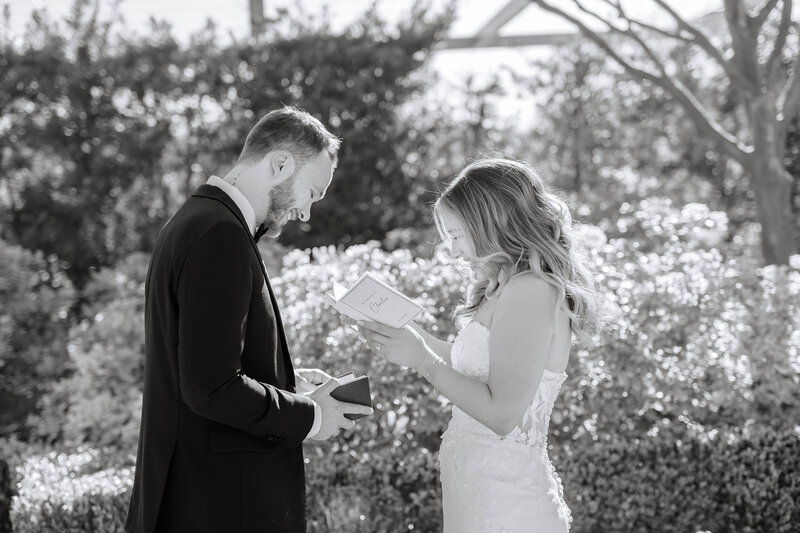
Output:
[176, 221, 315, 444]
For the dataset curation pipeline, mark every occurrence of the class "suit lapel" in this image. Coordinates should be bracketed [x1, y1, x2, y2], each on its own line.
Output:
[192, 185, 296, 390]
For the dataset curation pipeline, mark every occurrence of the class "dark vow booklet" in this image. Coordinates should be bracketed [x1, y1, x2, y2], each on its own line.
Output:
[331, 372, 372, 421]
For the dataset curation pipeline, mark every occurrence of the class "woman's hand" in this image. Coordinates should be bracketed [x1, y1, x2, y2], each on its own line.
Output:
[295, 368, 333, 395]
[356, 320, 433, 372]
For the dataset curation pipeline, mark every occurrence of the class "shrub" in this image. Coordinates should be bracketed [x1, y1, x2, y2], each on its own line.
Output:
[0, 457, 10, 533]
[556, 207, 800, 444]
[1, 0, 456, 288]
[0, 239, 74, 440]
[31, 254, 147, 447]
[10, 425, 798, 532]
[277, 242, 464, 531]
[556, 425, 800, 533]
[305, 441, 442, 532]
[9, 448, 133, 533]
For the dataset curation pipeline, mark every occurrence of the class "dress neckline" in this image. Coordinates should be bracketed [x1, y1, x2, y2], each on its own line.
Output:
[462, 320, 568, 378]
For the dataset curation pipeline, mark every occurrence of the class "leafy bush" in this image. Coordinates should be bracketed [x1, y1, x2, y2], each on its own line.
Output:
[557, 425, 800, 533]
[10, 425, 798, 532]
[31, 253, 148, 447]
[0, 0, 455, 286]
[557, 203, 800, 444]
[277, 242, 466, 531]
[9, 448, 133, 533]
[0, 239, 74, 439]
[0, 457, 10, 533]
[305, 441, 442, 532]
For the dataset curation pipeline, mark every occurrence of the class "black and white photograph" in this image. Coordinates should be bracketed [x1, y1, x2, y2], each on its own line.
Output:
[0, 0, 798, 531]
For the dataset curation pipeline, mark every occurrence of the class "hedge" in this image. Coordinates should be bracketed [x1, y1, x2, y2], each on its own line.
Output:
[0, 458, 11, 533]
[10, 426, 799, 532]
[559, 425, 800, 533]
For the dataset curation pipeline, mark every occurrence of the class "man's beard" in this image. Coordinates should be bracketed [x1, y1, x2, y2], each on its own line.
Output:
[263, 179, 296, 239]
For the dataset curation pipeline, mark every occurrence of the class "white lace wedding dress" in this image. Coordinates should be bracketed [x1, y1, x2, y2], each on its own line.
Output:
[439, 321, 572, 532]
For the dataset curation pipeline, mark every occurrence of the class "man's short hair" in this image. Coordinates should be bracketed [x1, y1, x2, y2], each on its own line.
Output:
[238, 106, 341, 166]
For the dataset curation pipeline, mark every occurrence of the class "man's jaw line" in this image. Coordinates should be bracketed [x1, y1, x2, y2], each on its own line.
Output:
[261, 209, 300, 238]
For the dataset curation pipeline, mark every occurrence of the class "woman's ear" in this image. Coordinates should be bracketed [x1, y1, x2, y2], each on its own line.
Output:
[270, 150, 296, 185]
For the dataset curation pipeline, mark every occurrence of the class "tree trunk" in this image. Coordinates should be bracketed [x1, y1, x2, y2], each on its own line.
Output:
[747, 97, 796, 265]
[749, 156, 795, 265]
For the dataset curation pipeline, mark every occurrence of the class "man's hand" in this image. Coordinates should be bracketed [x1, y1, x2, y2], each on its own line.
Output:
[306, 377, 373, 441]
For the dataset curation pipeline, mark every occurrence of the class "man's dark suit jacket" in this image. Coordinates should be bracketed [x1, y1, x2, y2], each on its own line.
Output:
[125, 184, 316, 533]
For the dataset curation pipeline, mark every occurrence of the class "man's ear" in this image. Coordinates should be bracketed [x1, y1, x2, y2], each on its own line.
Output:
[269, 150, 296, 185]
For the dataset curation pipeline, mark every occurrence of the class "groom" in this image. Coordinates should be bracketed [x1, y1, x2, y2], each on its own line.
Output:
[125, 106, 372, 533]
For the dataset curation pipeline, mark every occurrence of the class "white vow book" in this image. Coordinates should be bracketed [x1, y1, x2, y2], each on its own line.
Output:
[324, 273, 424, 328]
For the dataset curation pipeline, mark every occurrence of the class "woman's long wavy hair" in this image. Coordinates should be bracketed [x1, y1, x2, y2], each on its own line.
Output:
[434, 158, 600, 344]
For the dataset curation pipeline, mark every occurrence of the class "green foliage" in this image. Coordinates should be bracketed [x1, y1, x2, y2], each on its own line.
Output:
[31, 253, 148, 447]
[558, 202, 800, 443]
[277, 243, 465, 530]
[0, 239, 74, 439]
[0, 457, 10, 533]
[0, 0, 454, 286]
[524, 39, 769, 236]
[0, 3, 179, 288]
[557, 425, 800, 533]
[10, 425, 799, 532]
[9, 448, 133, 533]
[305, 441, 442, 532]
[214, 2, 455, 249]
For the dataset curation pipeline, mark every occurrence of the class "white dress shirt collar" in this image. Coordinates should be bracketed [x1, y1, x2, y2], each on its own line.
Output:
[206, 175, 257, 236]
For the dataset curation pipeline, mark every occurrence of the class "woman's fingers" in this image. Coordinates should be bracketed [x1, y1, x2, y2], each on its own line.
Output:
[340, 316, 358, 329]
[358, 328, 392, 345]
[357, 320, 396, 337]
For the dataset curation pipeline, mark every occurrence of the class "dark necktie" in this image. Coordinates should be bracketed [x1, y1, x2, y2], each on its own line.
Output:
[254, 223, 267, 243]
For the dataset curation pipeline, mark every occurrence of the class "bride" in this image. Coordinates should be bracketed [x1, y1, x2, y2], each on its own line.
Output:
[357, 158, 599, 532]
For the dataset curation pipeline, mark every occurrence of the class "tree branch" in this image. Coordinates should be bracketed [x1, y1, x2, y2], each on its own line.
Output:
[571, 0, 668, 76]
[652, 0, 758, 94]
[723, 0, 761, 85]
[528, 0, 751, 167]
[621, 14, 692, 43]
[598, 0, 694, 53]
[778, 39, 800, 129]
[766, 0, 792, 82]
[627, 20, 688, 41]
[752, 0, 780, 32]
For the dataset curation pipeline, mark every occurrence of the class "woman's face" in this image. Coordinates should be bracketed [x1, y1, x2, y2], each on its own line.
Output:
[437, 209, 472, 257]
[437, 208, 489, 281]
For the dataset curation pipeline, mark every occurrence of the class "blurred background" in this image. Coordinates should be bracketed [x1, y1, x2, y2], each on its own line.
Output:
[0, 0, 798, 531]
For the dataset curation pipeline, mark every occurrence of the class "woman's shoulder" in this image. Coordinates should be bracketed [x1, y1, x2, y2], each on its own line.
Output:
[490, 273, 565, 336]
[495, 272, 560, 311]
[502, 271, 557, 295]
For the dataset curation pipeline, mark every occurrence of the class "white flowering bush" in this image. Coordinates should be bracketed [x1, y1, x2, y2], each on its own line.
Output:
[275, 242, 468, 531]
[10, 448, 133, 533]
[558, 204, 800, 444]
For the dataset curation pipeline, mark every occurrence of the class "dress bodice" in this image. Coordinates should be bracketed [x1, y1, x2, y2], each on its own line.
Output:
[439, 321, 572, 531]
[448, 321, 567, 450]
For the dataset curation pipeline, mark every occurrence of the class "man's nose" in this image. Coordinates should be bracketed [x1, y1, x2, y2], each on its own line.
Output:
[298, 204, 311, 222]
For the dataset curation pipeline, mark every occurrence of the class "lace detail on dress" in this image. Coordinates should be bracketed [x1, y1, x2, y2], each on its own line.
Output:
[449, 321, 567, 450]
[439, 321, 572, 532]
